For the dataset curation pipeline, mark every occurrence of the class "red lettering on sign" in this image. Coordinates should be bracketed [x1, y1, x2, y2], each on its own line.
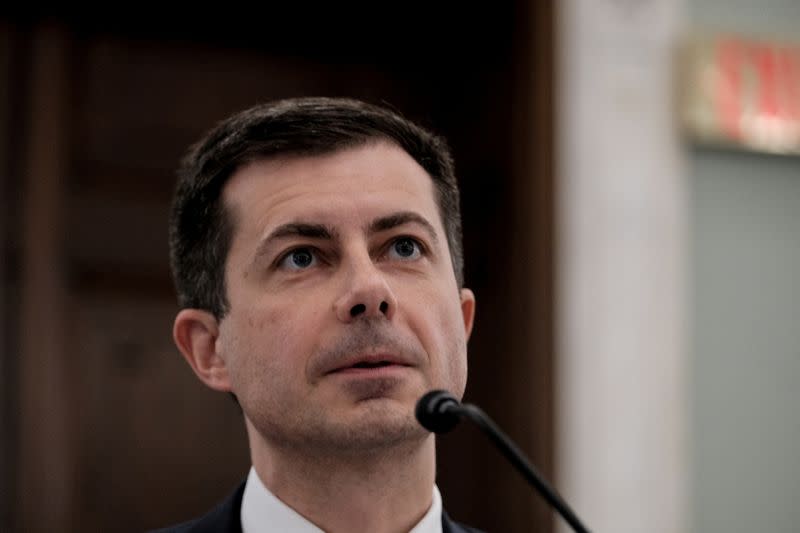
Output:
[716, 39, 743, 140]
[753, 44, 779, 119]
[778, 48, 800, 123]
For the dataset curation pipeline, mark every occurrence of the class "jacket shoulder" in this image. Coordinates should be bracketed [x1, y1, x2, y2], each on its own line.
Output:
[147, 482, 246, 533]
[442, 509, 487, 533]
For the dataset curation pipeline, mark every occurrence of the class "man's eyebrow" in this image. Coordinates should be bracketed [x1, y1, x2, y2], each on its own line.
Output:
[253, 222, 337, 263]
[268, 222, 336, 241]
[369, 211, 439, 244]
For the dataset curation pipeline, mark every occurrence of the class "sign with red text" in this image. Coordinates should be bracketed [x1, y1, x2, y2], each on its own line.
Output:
[681, 34, 800, 155]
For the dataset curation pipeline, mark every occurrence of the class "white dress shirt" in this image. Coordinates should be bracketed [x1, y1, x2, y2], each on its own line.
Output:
[240, 466, 443, 533]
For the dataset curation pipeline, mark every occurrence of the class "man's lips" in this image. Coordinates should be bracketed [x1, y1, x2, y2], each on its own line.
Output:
[324, 353, 414, 375]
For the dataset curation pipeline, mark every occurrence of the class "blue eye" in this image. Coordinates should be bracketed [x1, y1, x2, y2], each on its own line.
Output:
[389, 237, 422, 260]
[279, 248, 318, 270]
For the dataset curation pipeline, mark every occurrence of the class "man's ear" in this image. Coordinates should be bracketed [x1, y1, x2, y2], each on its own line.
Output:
[173, 309, 232, 392]
[459, 288, 476, 341]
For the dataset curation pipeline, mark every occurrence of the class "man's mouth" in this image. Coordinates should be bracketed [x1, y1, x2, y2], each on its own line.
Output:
[326, 354, 412, 375]
[351, 360, 395, 369]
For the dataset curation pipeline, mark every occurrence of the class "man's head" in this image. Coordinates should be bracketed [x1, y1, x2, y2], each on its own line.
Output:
[169, 97, 465, 320]
[169, 97, 475, 457]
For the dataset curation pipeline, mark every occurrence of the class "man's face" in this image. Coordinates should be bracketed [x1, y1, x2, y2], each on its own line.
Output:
[215, 141, 475, 453]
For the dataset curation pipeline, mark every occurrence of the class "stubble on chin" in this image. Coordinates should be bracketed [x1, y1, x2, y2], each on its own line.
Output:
[253, 394, 428, 459]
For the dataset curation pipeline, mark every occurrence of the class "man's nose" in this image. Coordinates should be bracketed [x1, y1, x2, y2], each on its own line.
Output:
[333, 257, 397, 322]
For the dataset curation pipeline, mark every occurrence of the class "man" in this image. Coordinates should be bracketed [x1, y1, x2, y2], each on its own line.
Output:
[156, 97, 481, 532]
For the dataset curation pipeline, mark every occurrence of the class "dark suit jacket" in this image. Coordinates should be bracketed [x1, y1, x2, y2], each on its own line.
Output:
[149, 482, 484, 533]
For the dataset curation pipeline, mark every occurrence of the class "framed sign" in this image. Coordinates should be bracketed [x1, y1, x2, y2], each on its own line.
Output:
[681, 33, 800, 155]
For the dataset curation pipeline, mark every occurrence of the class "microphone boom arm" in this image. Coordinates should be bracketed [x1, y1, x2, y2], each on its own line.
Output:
[454, 403, 590, 533]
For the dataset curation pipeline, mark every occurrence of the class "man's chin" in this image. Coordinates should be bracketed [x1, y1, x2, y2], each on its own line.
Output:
[321, 400, 428, 451]
[330, 371, 423, 403]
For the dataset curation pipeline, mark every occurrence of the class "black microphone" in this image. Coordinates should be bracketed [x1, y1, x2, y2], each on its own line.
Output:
[416, 390, 591, 533]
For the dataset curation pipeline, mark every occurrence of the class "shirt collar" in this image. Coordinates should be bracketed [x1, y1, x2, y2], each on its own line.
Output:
[240, 466, 442, 533]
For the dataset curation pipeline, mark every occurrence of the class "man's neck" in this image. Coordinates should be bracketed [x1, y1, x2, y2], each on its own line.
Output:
[248, 432, 437, 533]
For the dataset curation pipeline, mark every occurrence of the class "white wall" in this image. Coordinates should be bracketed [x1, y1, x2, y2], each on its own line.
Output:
[556, 1, 688, 531]
[558, 0, 800, 531]
[686, 3, 800, 532]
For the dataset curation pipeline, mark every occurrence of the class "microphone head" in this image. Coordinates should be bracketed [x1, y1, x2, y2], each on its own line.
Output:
[415, 390, 462, 434]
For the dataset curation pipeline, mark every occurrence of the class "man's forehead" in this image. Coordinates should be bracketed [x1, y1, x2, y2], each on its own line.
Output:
[229, 139, 423, 186]
[221, 142, 441, 227]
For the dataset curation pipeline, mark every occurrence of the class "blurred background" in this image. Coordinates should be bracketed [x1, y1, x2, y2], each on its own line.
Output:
[0, 1, 798, 532]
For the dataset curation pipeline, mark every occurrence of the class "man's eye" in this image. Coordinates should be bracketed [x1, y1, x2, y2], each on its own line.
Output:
[278, 248, 318, 270]
[388, 237, 422, 260]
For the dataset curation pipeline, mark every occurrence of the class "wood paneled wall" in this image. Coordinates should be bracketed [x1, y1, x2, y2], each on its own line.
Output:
[0, 6, 554, 531]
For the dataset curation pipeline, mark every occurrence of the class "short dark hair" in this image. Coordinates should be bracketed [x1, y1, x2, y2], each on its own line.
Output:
[169, 97, 464, 319]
